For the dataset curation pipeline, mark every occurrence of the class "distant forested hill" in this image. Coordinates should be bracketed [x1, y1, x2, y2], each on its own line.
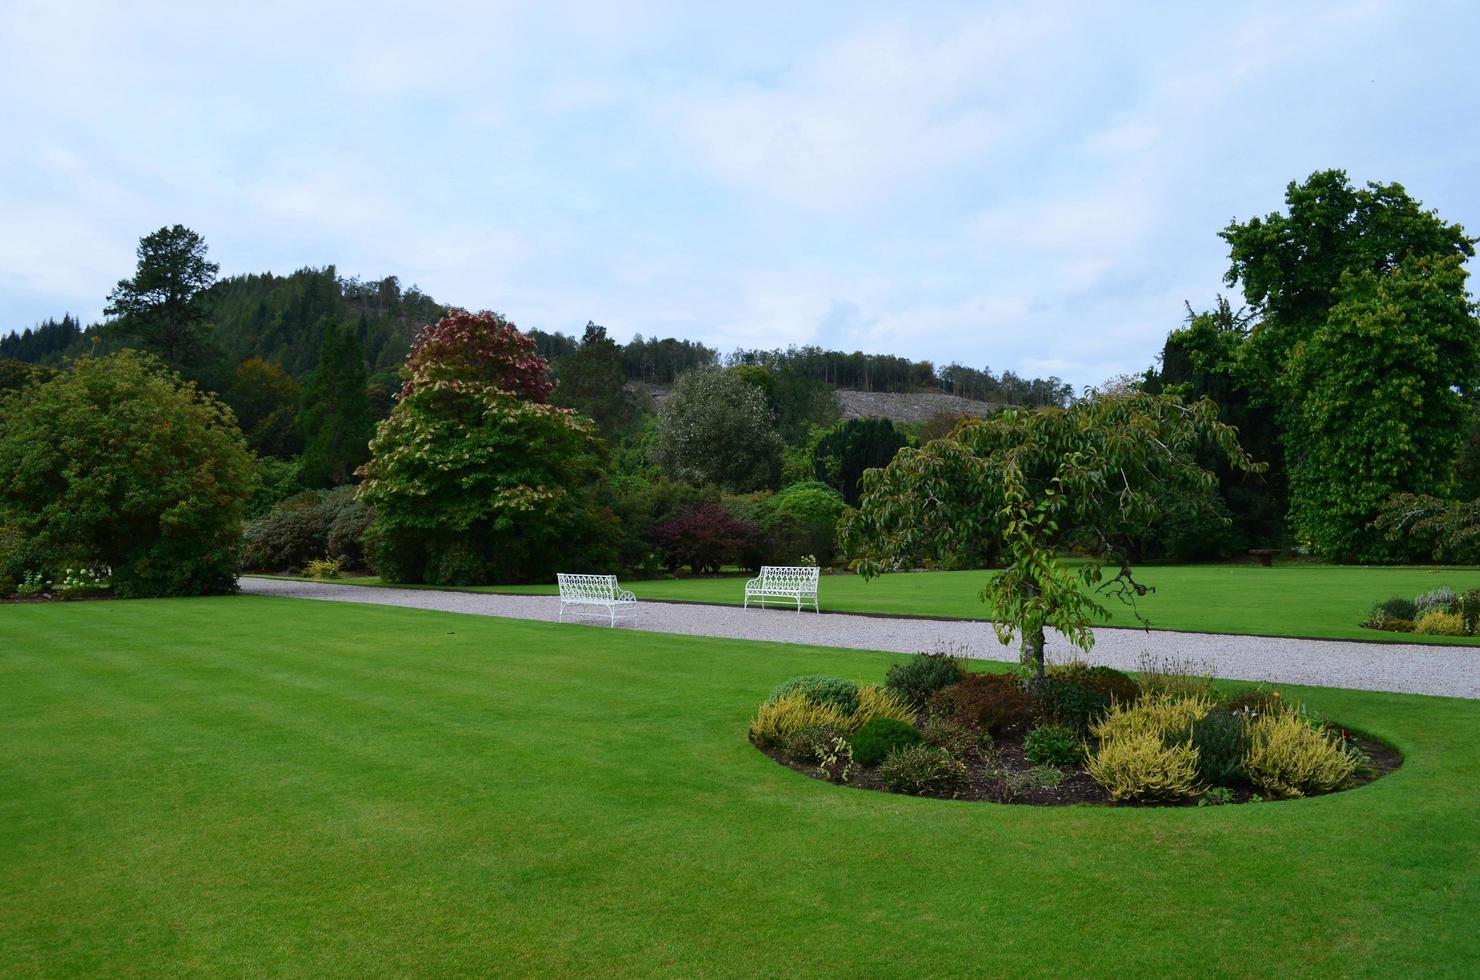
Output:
[2, 266, 1071, 408]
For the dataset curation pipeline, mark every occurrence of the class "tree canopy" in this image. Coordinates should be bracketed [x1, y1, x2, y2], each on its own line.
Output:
[652, 367, 783, 492]
[841, 392, 1258, 676]
[104, 225, 220, 371]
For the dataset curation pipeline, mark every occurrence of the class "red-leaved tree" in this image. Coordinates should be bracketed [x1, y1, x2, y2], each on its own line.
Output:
[649, 503, 758, 574]
[401, 308, 554, 401]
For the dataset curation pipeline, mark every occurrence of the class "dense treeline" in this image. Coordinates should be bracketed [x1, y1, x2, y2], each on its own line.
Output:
[0, 315, 82, 364]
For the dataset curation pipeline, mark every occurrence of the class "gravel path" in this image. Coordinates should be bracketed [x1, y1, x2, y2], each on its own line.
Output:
[240, 577, 1479, 699]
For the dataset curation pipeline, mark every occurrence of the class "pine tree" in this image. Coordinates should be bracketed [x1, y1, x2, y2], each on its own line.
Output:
[298, 322, 372, 487]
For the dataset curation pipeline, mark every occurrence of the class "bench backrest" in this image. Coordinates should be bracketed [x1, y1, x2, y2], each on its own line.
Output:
[557, 573, 619, 600]
[757, 565, 820, 590]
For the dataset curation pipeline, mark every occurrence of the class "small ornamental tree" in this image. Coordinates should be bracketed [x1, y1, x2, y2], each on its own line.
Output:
[649, 502, 758, 574]
[653, 367, 783, 491]
[840, 392, 1259, 677]
[361, 312, 609, 584]
[0, 352, 254, 597]
[401, 308, 554, 402]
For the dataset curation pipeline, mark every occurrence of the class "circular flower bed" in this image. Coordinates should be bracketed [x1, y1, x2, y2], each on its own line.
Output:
[749, 654, 1400, 806]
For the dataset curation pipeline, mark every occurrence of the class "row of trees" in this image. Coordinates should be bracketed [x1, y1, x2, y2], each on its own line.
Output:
[1141, 170, 1480, 562]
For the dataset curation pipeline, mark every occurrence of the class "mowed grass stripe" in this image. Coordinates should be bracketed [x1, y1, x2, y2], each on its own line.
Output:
[2, 597, 1477, 976]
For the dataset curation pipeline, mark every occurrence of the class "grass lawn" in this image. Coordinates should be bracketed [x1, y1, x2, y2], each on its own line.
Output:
[287, 563, 1480, 645]
[2, 598, 1477, 976]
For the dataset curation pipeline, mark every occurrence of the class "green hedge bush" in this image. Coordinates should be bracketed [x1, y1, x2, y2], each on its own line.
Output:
[849, 717, 922, 767]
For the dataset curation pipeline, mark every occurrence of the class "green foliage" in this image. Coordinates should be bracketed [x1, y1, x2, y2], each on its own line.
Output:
[849, 717, 922, 767]
[1023, 723, 1083, 766]
[1048, 662, 1141, 707]
[1031, 675, 1110, 734]
[298, 322, 373, 488]
[1003, 764, 1066, 795]
[223, 357, 302, 458]
[812, 417, 909, 506]
[1375, 494, 1480, 563]
[1189, 710, 1251, 787]
[104, 225, 219, 372]
[752, 481, 847, 565]
[928, 672, 1034, 737]
[653, 367, 783, 491]
[877, 744, 970, 798]
[1461, 589, 1480, 636]
[1198, 787, 1236, 807]
[843, 391, 1258, 676]
[1282, 259, 1480, 559]
[1244, 712, 1357, 799]
[0, 352, 253, 597]
[553, 322, 644, 439]
[781, 724, 849, 766]
[1414, 610, 1466, 636]
[243, 487, 371, 572]
[768, 675, 861, 715]
[0, 358, 60, 394]
[1370, 596, 1418, 622]
[884, 651, 965, 708]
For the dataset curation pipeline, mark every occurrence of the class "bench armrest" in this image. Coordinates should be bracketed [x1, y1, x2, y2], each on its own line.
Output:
[616, 590, 637, 602]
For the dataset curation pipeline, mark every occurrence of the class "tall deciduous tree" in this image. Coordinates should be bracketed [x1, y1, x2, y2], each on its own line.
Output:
[1283, 258, 1480, 559]
[224, 357, 302, 458]
[653, 367, 783, 492]
[401, 308, 553, 401]
[105, 225, 220, 371]
[298, 323, 372, 488]
[840, 392, 1258, 677]
[1220, 170, 1479, 558]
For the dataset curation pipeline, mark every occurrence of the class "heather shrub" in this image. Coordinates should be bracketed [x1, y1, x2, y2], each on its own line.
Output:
[1086, 731, 1203, 801]
[1244, 712, 1357, 799]
[920, 716, 979, 757]
[877, 744, 970, 797]
[1462, 588, 1480, 635]
[1048, 661, 1141, 706]
[1004, 765, 1065, 795]
[1135, 653, 1216, 700]
[1414, 587, 1458, 616]
[1031, 675, 1109, 734]
[928, 672, 1033, 737]
[1369, 595, 1417, 624]
[1189, 710, 1251, 787]
[850, 717, 922, 766]
[1414, 610, 1466, 636]
[1091, 692, 1215, 743]
[782, 724, 848, 765]
[1023, 723, 1084, 766]
[852, 685, 916, 729]
[750, 694, 849, 748]
[885, 651, 965, 707]
[768, 675, 860, 714]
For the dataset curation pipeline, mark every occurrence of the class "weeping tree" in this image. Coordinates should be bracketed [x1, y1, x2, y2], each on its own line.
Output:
[839, 391, 1259, 677]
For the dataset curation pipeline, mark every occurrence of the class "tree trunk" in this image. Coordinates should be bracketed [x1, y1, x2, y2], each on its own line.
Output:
[1020, 624, 1046, 680]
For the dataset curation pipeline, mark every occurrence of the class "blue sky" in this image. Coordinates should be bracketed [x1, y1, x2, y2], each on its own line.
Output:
[3, 0, 1477, 387]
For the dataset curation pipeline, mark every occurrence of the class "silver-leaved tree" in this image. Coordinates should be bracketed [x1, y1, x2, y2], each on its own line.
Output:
[839, 391, 1261, 677]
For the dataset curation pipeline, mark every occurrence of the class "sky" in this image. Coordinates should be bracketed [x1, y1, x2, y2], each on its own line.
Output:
[2, 0, 1478, 389]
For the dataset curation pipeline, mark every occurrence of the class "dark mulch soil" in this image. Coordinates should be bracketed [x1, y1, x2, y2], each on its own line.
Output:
[1, 591, 116, 604]
[757, 728, 1400, 807]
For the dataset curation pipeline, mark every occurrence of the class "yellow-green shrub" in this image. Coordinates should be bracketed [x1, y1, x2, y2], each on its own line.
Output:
[1414, 610, 1467, 636]
[1244, 712, 1357, 799]
[750, 693, 849, 748]
[1086, 731, 1203, 801]
[851, 684, 915, 730]
[304, 557, 343, 579]
[1090, 692, 1214, 743]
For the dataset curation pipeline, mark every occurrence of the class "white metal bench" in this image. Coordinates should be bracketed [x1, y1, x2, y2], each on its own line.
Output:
[557, 573, 637, 626]
[744, 565, 820, 613]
